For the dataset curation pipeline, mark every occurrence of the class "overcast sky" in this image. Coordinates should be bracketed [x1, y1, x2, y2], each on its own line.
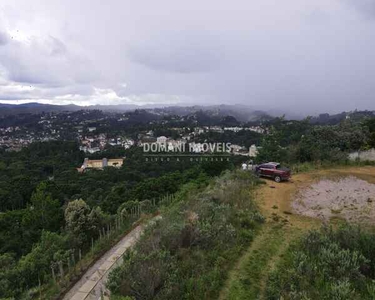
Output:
[0, 0, 374, 114]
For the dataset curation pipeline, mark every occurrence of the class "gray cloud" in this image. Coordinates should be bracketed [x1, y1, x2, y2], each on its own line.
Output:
[0, 31, 9, 46]
[0, 0, 374, 114]
[127, 30, 223, 73]
[0, 34, 98, 86]
[344, 0, 375, 18]
[49, 36, 68, 56]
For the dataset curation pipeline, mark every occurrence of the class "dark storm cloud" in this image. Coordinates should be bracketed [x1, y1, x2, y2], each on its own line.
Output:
[0, 31, 9, 46]
[127, 31, 223, 73]
[0, 0, 375, 113]
[0, 33, 97, 87]
[344, 0, 375, 18]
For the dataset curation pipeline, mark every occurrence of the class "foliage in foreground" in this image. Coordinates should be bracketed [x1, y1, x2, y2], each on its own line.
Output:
[107, 170, 264, 300]
[266, 225, 375, 300]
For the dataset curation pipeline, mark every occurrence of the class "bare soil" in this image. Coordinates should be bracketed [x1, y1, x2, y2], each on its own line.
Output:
[293, 176, 375, 224]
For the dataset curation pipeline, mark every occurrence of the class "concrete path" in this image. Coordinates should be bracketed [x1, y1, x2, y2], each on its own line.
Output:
[63, 224, 145, 300]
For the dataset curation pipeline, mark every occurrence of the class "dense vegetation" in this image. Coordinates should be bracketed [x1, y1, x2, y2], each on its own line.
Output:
[256, 117, 375, 165]
[108, 170, 264, 300]
[0, 141, 234, 299]
[267, 226, 375, 299]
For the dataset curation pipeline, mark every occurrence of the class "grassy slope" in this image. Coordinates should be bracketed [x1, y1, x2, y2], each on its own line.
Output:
[107, 170, 265, 300]
[219, 166, 375, 300]
[220, 223, 284, 300]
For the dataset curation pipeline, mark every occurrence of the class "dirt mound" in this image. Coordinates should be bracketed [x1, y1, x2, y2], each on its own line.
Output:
[292, 176, 375, 224]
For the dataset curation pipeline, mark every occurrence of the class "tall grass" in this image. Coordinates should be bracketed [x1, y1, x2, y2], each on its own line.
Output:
[107, 170, 264, 300]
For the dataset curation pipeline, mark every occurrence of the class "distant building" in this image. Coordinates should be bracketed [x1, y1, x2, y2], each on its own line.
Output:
[156, 136, 168, 144]
[108, 139, 119, 146]
[88, 127, 97, 132]
[138, 136, 157, 146]
[248, 126, 265, 134]
[122, 139, 135, 149]
[209, 126, 224, 133]
[194, 128, 205, 135]
[87, 147, 100, 154]
[230, 144, 244, 153]
[249, 144, 259, 157]
[224, 127, 242, 133]
[77, 157, 124, 172]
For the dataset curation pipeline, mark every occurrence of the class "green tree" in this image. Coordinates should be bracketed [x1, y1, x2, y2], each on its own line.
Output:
[65, 199, 103, 247]
[256, 132, 288, 163]
[21, 182, 61, 247]
[18, 231, 67, 292]
[364, 118, 375, 148]
[0, 253, 18, 298]
[29, 182, 61, 229]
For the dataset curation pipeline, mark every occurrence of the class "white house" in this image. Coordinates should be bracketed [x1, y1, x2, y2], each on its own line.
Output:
[156, 136, 168, 144]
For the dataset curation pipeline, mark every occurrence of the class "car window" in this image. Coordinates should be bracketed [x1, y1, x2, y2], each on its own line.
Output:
[276, 165, 281, 169]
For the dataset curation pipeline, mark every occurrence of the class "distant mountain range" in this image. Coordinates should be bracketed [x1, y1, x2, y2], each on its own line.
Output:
[0, 103, 139, 115]
[152, 104, 277, 122]
[0, 103, 292, 122]
[1, 103, 373, 124]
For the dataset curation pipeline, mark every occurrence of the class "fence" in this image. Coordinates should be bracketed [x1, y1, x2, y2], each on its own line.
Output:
[36, 193, 176, 299]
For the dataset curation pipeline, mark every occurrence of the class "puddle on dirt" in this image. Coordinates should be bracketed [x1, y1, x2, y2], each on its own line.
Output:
[292, 176, 375, 224]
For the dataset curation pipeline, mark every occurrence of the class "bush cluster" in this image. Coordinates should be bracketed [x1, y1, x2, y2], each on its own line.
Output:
[267, 226, 375, 300]
[107, 170, 264, 300]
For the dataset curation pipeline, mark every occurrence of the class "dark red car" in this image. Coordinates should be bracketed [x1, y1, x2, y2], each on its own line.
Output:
[255, 162, 291, 182]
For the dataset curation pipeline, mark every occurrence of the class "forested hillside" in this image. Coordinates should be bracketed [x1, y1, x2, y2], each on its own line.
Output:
[0, 141, 233, 299]
[256, 117, 375, 165]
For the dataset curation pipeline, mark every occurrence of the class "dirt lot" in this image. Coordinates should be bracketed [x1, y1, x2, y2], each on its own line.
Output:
[257, 166, 375, 228]
[293, 176, 375, 224]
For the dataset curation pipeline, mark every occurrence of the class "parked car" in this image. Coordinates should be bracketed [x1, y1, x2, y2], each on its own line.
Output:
[255, 162, 291, 182]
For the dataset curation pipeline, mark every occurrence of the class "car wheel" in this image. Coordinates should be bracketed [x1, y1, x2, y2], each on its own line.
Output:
[274, 175, 281, 183]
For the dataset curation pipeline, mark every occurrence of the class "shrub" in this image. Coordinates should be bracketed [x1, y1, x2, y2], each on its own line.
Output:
[108, 170, 263, 300]
[266, 226, 375, 299]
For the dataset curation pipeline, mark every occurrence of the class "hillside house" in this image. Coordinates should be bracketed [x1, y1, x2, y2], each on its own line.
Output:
[77, 158, 124, 172]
